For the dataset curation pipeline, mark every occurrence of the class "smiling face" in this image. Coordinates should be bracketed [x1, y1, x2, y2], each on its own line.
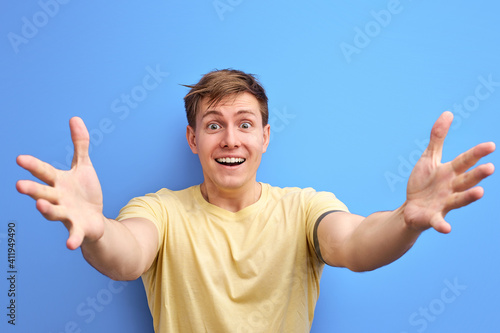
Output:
[186, 92, 270, 194]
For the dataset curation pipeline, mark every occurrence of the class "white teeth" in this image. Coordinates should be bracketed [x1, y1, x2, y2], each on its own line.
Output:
[216, 157, 245, 164]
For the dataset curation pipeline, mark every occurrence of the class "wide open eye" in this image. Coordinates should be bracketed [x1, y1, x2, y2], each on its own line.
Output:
[208, 123, 221, 130]
[240, 122, 252, 129]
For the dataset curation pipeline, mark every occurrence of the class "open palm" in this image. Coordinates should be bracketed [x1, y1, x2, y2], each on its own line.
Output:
[17, 117, 105, 250]
[404, 111, 495, 233]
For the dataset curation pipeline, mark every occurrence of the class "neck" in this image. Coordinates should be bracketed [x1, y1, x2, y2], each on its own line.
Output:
[200, 181, 262, 213]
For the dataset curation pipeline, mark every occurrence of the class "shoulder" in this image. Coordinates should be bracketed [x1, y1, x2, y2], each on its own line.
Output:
[118, 185, 199, 215]
[142, 185, 199, 202]
[263, 183, 349, 213]
[155, 186, 196, 200]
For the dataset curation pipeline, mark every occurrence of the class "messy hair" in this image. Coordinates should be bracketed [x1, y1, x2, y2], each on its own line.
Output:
[183, 69, 269, 128]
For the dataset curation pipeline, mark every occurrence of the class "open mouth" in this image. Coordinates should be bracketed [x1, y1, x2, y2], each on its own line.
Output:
[215, 157, 246, 166]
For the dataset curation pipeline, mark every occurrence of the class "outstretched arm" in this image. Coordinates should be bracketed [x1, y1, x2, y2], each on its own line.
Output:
[317, 111, 495, 272]
[17, 117, 158, 280]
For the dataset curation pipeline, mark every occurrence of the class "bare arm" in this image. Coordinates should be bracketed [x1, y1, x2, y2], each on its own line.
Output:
[81, 217, 158, 280]
[317, 208, 420, 272]
[17, 117, 158, 280]
[318, 112, 495, 272]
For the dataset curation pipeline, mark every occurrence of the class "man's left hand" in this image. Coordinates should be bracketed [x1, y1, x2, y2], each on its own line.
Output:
[404, 111, 495, 233]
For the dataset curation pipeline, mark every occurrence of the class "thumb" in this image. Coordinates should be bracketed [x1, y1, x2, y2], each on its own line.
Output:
[66, 225, 85, 250]
[424, 111, 453, 162]
[430, 215, 452, 234]
[70, 117, 91, 167]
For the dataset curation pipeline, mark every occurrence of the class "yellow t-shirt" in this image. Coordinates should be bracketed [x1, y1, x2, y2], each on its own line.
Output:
[116, 183, 348, 333]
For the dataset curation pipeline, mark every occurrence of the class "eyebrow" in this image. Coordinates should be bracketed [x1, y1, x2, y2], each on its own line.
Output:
[201, 109, 257, 119]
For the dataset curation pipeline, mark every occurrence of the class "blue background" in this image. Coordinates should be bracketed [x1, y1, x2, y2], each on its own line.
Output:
[2, 1, 499, 332]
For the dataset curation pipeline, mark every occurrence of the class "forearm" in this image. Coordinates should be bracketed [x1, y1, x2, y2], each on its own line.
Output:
[343, 203, 422, 272]
[81, 217, 147, 281]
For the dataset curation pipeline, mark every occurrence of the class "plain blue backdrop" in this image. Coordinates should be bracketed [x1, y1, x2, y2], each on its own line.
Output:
[2, 1, 499, 332]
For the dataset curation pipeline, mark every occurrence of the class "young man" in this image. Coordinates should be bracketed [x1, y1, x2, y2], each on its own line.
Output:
[17, 69, 495, 332]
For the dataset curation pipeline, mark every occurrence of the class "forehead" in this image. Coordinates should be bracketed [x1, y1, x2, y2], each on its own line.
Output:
[199, 92, 260, 117]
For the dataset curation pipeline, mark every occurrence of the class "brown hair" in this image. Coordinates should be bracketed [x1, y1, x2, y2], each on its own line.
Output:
[183, 69, 268, 128]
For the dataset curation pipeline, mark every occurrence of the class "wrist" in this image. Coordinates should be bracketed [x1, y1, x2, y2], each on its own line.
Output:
[81, 214, 107, 246]
[400, 201, 431, 233]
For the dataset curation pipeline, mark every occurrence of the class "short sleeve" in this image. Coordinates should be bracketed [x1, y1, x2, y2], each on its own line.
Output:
[116, 192, 167, 254]
[303, 188, 349, 263]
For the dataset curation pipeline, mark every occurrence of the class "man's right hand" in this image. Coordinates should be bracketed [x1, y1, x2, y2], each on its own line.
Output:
[17, 117, 105, 250]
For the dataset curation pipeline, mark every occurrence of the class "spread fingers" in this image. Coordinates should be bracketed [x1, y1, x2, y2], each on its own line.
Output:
[36, 199, 68, 222]
[452, 163, 495, 192]
[451, 142, 496, 174]
[16, 180, 59, 203]
[17, 155, 57, 186]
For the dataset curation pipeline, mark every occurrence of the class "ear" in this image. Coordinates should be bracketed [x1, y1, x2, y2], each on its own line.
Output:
[186, 125, 198, 154]
[262, 124, 271, 153]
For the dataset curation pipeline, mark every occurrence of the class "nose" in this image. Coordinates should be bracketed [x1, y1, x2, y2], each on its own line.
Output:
[220, 125, 240, 148]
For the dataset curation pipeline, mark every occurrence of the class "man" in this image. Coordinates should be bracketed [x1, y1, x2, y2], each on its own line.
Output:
[17, 69, 495, 332]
